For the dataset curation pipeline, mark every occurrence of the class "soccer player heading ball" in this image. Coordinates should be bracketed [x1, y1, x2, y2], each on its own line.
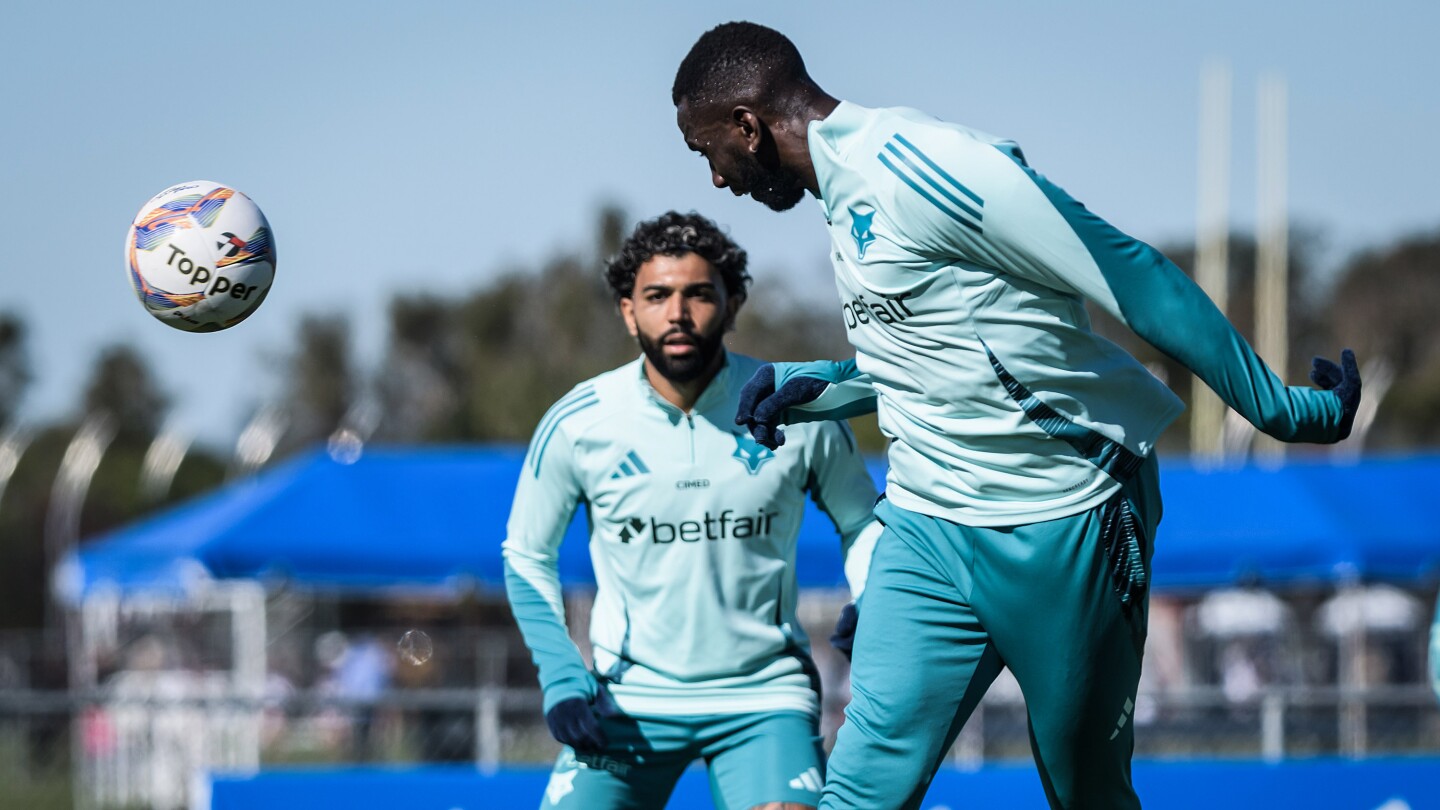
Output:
[673, 22, 1361, 810]
[504, 211, 882, 809]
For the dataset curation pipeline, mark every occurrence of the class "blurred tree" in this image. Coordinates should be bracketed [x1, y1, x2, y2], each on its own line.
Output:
[373, 207, 876, 446]
[280, 314, 355, 451]
[1325, 230, 1440, 448]
[595, 203, 628, 263]
[0, 313, 30, 428]
[75, 344, 172, 552]
[0, 427, 66, 632]
[455, 253, 634, 441]
[377, 295, 466, 442]
[82, 344, 168, 439]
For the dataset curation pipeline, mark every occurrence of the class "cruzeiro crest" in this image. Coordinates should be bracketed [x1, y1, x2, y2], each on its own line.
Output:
[849, 206, 876, 259]
[731, 432, 775, 475]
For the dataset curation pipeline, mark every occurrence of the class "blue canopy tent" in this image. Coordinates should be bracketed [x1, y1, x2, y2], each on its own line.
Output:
[58, 447, 1440, 603]
[1152, 455, 1440, 589]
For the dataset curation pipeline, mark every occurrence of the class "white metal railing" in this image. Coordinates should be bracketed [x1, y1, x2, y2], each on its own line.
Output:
[0, 686, 1435, 810]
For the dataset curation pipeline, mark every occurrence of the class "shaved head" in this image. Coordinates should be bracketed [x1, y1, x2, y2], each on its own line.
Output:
[672, 21, 812, 112]
[673, 22, 837, 214]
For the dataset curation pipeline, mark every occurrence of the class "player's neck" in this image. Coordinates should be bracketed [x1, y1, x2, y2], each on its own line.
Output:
[788, 91, 840, 197]
[645, 355, 725, 413]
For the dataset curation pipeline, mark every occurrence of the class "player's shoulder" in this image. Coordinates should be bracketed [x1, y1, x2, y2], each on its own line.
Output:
[877, 106, 1018, 153]
[722, 351, 767, 382]
[534, 357, 642, 437]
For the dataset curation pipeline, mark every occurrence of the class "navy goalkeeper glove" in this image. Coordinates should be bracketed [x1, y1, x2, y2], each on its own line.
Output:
[829, 602, 859, 662]
[735, 364, 829, 450]
[545, 697, 607, 753]
[1309, 349, 1361, 441]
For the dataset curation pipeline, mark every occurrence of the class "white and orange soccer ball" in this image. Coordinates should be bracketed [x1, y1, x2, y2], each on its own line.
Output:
[126, 181, 276, 332]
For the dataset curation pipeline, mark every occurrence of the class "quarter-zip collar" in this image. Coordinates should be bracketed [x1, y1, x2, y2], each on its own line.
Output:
[634, 351, 737, 426]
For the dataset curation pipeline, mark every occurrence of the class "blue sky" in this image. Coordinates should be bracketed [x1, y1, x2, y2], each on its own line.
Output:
[2, 1, 1436, 445]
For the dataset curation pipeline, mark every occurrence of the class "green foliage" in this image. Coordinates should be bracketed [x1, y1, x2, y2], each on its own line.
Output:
[0, 312, 30, 428]
[3, 209, 1439, 637]
[83, 344, 169, 439]
[0, 427, 68, 631]
[1327, 230, 1440, 449]
[0, 346, 226, 632]
[281, 314, 355, 452]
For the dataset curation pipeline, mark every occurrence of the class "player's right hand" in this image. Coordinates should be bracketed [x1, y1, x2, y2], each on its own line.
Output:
[830, 602, 859, 662]
[545, 697, 608, 753]
[736, 363, 829, 450]
[1309, 348, 1361, 441]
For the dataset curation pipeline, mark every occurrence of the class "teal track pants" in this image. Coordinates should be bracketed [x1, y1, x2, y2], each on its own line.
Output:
[821, 455, 1161, 809]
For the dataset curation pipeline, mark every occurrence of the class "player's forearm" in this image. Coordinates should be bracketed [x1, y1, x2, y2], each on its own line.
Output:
[840, 520, 883, 597]
[775, 359, 878, 423]
[1006, 160, 1345, 443]
[503, 554, 594, 710]
[1113, 248, 1344, 443]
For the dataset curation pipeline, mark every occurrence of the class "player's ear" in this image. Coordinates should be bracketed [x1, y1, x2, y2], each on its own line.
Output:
[619, 296, 640, 338]
[723, 293, 744, 332]
[733, 107, 763, 153]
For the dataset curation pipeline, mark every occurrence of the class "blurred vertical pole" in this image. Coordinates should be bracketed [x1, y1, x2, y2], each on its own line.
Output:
[139, 421, 191, 505]
[1338, 579, 1368, 757]
[1255, 73, 1289, 464]
[0, 426, 31, 518]
[45, 413, 117, 635]
[231, 405, 289, 479]
[1193, 61, 1232, 465]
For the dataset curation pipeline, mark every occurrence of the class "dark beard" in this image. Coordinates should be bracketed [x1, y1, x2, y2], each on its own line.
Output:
[733, 159, 807, 212]
[637, 327, 726, 384]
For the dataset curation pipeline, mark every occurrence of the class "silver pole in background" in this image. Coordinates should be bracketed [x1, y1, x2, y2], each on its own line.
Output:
[45, 413, 117, 633]
[1254, 72, 1290, 464]
[1193, 60, 1232, 466]
[230, 405, 289, 480]
[0, 425, 32, 517]
[139, 421, 192, 505]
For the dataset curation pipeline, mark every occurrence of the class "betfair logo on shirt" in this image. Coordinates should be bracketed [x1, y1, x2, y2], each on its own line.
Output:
[615, 509, 780, 544]
[842, 292, 916, 330]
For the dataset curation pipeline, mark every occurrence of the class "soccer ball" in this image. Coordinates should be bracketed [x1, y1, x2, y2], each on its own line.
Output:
[126, 180, 276, 332]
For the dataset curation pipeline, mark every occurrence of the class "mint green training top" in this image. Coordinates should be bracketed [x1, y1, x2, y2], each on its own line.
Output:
[503, 352, 881, 717]
[781, 101, 1344, 527]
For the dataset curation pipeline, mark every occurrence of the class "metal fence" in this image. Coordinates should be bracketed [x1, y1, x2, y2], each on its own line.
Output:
[2, 585, 1436, 809]
[2, 684, 1437, 810]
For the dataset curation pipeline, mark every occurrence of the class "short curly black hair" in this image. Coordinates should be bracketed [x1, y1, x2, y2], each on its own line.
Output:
[672, 21, 810, 108]
[605, 211, 751, 303]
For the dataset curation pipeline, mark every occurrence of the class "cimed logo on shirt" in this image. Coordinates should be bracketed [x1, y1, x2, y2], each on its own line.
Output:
[849, 205, 876, 259]
[731, 432, 775, 475]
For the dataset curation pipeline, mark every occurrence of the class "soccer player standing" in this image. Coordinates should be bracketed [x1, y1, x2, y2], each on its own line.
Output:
[672, 23, 1361, 810]
[503, 211, 881, 810]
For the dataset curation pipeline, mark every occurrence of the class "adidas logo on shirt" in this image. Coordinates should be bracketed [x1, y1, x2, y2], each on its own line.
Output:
[609, 450, 650, 479]
[788, 766, 823, 793]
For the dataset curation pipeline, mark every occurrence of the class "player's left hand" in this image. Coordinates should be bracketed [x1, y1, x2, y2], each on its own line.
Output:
[736, 364, 829, 450]
[829, 602, 859, 662]
[545, 697, 608, 753]
[1309, 348, 1361, 441]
